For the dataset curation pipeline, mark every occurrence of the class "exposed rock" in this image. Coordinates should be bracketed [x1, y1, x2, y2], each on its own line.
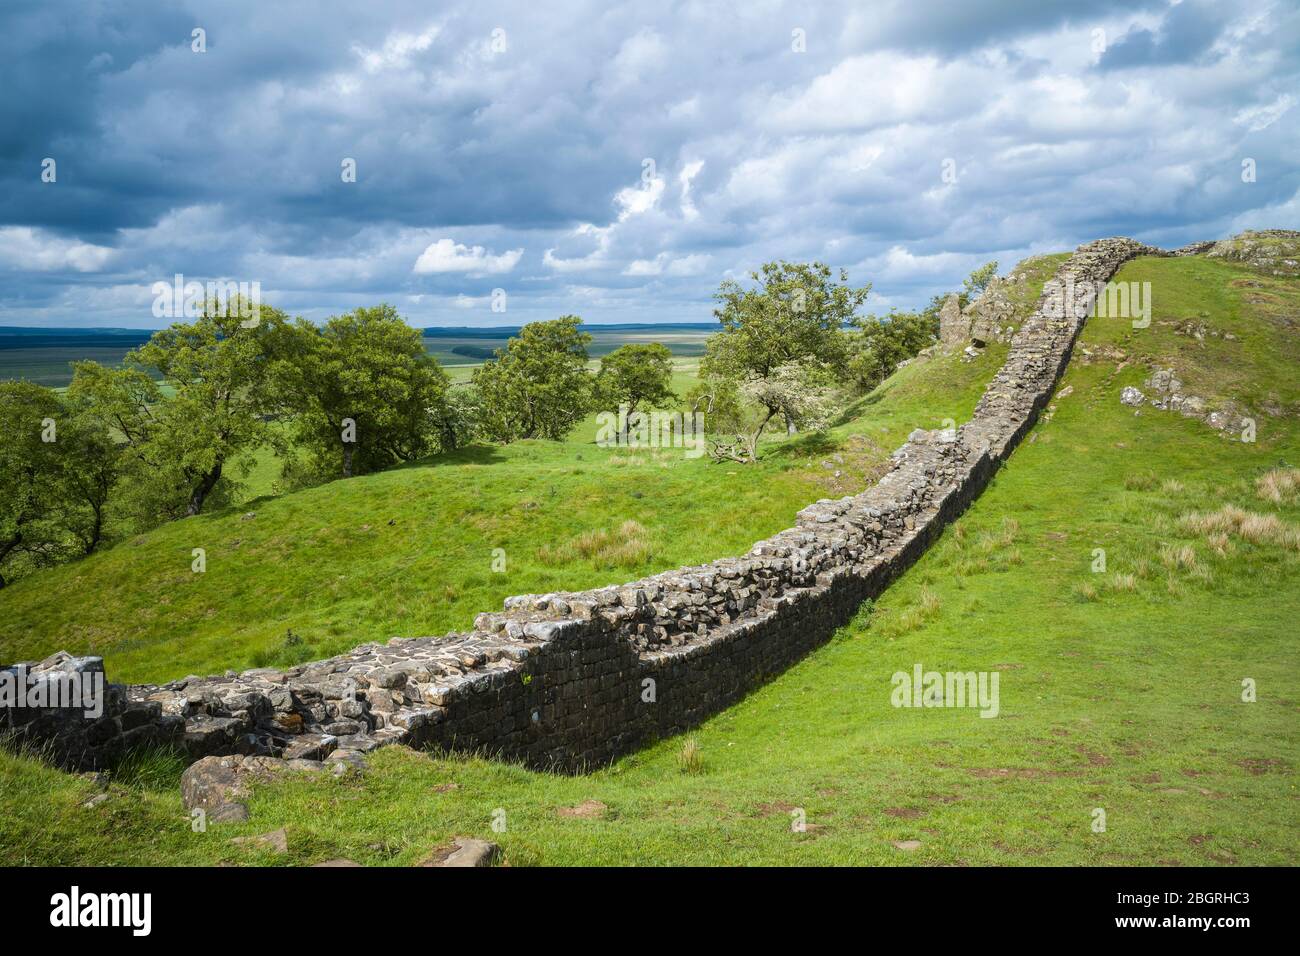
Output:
[421, 837, 500, 867]
[963, 275, 1017, 345]
[1142, 367, 1253, 437]
[1120, 386, 1145, 406]
[938, 294, 969, 350]
[1203, 229, 1300, 277]
[231, 827, 289, 854]
[313, 858, 363, 867]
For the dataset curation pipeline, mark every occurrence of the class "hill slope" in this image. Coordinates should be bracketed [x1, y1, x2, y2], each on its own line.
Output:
[2, 245, 1297, 865]
[0, 344, 1010, 684]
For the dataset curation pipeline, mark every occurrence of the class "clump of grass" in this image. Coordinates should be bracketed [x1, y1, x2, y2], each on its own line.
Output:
[110, 744, 188, 792]
[677, 737, 704, 775]
[1207, 532, 1233, 556]
[1159, 544, 1199, 571]
[877, 588, 942, 638]
[1108, 572, 1138, 592]
[1256, 467, 1300, 505]
[1125, 472, 1159, 491]
[249, 629, 312, 669]
[1180, 505, 1300, 550]
[974, 517, 1019, 556]
[538, 520, 655, 568]
[1161, 478, 1185, 494]
[1073, 581, 1099, 602]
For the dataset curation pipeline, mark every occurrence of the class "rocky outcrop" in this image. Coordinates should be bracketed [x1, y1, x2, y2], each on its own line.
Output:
[3, 236, 1183, 776]
[1118, 367, 1254, 437]
[963, 276, 1017, 346]
[938, 294, 969, 349]
[1203, 229, 1300, 277]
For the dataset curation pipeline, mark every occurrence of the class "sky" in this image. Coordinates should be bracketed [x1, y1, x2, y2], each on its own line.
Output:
[0, 0, 1296, 329]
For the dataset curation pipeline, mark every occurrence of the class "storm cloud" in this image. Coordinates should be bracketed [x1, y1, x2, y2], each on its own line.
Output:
[1, 0, 1295, 328]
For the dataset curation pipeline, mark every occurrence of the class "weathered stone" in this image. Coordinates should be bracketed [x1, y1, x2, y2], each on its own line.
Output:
[422, 837, 499, 867]
[231, 827, 289, 854]
[938, 294, 969, 350]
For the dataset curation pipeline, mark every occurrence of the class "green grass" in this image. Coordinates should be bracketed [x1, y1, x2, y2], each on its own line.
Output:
[0, 347, 1000, 684]
[2, 252, 1296, 866]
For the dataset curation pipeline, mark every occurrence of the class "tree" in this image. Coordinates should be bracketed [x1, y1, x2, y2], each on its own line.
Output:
[846, 309, 939, 393]
[0, 382, 68, 587]
[53, 396, 123, 555]
[596, 343, 675, 441]
[703, 261, 867, 433]
[71, 303, 286, 519]
[693, 360, 836, 463]
[963, 260, 999, 299]
[472, 316, 593, 442]
[270, 305, 449, 479]
[64, 361, 175, 529]
[431, 384, 483, 453]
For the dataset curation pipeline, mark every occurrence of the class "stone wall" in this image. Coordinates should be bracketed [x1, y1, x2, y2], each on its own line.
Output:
[3, 237, 1174, 775]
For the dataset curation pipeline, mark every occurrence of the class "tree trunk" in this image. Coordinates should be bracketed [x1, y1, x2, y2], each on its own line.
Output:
[186, 462, 223, 516]
[0, 532, 22, 587]
[84, 502, 105, 555]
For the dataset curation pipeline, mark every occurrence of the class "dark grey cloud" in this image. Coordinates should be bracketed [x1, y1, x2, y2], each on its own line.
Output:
[0, 0, 1296, 328]
[1096, 0, 1229, 70]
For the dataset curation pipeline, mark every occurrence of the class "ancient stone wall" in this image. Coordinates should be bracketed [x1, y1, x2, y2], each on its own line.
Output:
[2, 237, 1172, 775]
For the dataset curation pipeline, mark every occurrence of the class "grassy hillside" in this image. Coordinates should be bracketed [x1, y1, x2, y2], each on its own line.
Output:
[2, 249, 1296, 866]
[0, 355, 1002, 684]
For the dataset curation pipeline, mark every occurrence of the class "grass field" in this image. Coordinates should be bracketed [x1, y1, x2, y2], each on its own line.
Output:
[1, 252, 1296, 866]
[0, 325, 714, 389]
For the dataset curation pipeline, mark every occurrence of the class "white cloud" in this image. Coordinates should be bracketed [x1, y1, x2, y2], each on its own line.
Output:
[0, 227, 116, 272]
[614, 175, 666, 220]
[678, 160, 705, 220]
[624, 252, 712, 276]
[1234, 93, 1294, 132]
[353, 24, 440, 73]
[413, 239, 523, 275]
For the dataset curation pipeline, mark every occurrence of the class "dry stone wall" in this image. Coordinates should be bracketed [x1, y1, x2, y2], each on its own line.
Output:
[3, 237, 1175, 775]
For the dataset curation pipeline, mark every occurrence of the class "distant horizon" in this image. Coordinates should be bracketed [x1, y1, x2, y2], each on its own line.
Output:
[0, 320, 720, 338]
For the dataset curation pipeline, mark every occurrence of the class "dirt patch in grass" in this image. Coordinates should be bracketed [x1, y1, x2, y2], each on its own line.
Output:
[883, 807, 925, 819]
[557, 799, 608, 819]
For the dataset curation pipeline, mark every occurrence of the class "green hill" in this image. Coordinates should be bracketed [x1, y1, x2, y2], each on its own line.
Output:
[2, 244, 1297, 866]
